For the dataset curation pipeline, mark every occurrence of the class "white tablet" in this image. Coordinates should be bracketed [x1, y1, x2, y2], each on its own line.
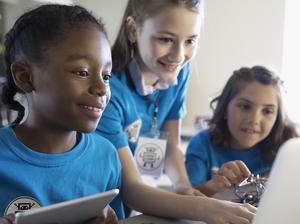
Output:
[15, 189, 119, 224]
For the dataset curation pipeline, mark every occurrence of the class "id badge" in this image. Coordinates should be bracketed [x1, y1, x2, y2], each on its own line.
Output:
[134, 130, 167, 177]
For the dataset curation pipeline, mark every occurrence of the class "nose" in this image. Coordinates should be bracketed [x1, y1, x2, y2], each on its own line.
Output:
[89, 74, 109, 97]
[168, 42, 185, 63]
[249, 109, 261, 125]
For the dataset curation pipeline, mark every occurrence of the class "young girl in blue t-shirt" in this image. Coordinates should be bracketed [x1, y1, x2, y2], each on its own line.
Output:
[0, 4, 120, 223]
[185, 66, 299, 196]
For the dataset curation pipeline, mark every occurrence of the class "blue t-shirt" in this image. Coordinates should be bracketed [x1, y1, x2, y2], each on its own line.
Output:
[185, 130, 272, 186]
[0, 126, 124, 219]
[96, 64, 190, 154]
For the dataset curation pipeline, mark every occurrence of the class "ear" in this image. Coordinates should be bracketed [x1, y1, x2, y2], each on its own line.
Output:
[10, 62, 34, 93]
[126, 16, 138, 43]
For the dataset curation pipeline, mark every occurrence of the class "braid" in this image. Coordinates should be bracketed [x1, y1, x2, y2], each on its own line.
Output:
[2, 4, 107, 126]
[2, 16, 30, 125]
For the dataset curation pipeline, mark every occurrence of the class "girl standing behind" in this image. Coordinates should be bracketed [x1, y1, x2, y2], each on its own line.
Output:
[96, 1, 256, 223]
[97, 0, 204, 198]
[185, 66, 299, 196]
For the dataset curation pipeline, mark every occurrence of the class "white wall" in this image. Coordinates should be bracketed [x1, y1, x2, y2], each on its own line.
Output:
[77, 0, 285, 126]
[2, 0, 285, 126]
[186, 0, 285, 125]
[74, 0, 127, 43]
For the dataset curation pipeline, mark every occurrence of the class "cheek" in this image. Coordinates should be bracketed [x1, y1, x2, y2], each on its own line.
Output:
[227, 116, 236, 132]
[106, 88, 111, 104]
[226, 113, 237, 134]
[263, 117, 277, 134]
[151, 43, 167, 58]
[226, 109, 243, 135]
[226, 106, 238, 125]
[185, 46, 197, 61]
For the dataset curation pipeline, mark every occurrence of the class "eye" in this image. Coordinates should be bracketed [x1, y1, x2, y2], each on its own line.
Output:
[262, 107, 275, 115]
[157, 37, 173, 44]
[185, 38, 197, 46]
[238, 102, 251, 111]
[72, 70, 89, 77]
[102, 73, 111, 84]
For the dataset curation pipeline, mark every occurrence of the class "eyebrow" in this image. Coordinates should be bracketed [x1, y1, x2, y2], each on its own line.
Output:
[157, 31, 198, 39]
[237, 98, 277, 107]
[65, 53, 112, 68]
[66, 53, 95, 61]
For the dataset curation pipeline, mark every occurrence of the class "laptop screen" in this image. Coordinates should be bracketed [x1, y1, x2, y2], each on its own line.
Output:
[253, 138, 300, 224]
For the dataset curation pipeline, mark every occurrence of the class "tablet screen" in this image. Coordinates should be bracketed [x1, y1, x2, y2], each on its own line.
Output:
[15, 189, 119, 224]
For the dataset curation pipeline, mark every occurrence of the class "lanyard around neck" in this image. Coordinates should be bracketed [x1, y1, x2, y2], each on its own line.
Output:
[125, 68, 159, 131]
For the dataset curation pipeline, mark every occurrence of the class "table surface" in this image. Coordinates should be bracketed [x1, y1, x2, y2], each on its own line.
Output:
[120, 214, 205, 224]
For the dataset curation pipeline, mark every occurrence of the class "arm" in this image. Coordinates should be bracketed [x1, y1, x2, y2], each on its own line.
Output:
[119, 147, 256, 223]
[185, 132, 251, 196]
[161, 119, 203, 196]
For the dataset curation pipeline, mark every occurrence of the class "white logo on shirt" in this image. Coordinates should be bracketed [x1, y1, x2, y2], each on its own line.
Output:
[125, 119, 142, 143]
[136, 142, 164, 171]
[5, 196, 41, 215]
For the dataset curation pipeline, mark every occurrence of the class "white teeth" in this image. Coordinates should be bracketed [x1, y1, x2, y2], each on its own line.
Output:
[165, 65, 177, 71]
[83, 105, 102, 112]
[243, 129, 256, 134]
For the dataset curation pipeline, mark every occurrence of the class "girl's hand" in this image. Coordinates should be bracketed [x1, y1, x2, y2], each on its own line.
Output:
[85, 206, 119, 224]
[217, 160, 251, 186]
[204, 198, 256, 224]
[0, 218, 11, 224]
[204, 160, 251, 195]
[0, 214, 15, 224]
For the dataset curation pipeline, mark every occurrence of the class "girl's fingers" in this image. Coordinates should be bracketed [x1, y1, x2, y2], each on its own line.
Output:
[243, 203, 257, 213]
[105, 208, 119, 224]
[220, 161, 251, 184]
[0, 214, 15, 224]
[235, 160, 251, 178]
[219, 166, 240, 184]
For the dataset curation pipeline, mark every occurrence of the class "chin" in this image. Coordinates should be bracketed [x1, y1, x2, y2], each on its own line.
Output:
[241, 142, 257, 149]
[77, 123, 98, 133]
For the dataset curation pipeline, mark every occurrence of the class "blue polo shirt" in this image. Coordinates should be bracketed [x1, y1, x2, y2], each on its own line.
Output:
[185, 130, 273, 186]
[97, 64, 190, 154]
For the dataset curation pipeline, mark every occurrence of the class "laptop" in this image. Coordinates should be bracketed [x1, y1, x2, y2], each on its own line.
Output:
[15, 189, 119, 224]
[253, 138, 300, 223]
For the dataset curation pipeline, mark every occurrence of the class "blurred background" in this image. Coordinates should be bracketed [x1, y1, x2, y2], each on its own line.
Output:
[0, 0, 299, 136]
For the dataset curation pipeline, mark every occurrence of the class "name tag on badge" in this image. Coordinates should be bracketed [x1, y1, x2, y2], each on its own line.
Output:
[134, 132, 167, 177]
[125, 119, 142, 143]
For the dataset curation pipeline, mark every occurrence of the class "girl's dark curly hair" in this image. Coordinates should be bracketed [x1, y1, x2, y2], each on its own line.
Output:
[2, 4, 107, 126]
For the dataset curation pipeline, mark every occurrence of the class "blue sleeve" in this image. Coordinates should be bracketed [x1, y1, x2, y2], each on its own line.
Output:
[96, 75, 132, 150]
[97, 98, 128, 150]
[185, 130, 212, 186]
[109, 149, 125, 219]
[165, 64, 190, 120]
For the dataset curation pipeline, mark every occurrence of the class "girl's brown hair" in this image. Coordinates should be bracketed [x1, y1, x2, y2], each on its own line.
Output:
[111, 0, 204, 72]
[209, 65, 299, 162]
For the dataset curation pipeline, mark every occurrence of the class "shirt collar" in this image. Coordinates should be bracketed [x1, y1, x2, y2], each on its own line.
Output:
[128, 59, 154, 96]
[128, 59, 178, 96]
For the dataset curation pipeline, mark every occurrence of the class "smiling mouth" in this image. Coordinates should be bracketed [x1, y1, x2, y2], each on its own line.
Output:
[159, 61, 180, 72]
[241, 128, 259, 134]
[81, 105, 103, 112]
[79, 104, 105, 113]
